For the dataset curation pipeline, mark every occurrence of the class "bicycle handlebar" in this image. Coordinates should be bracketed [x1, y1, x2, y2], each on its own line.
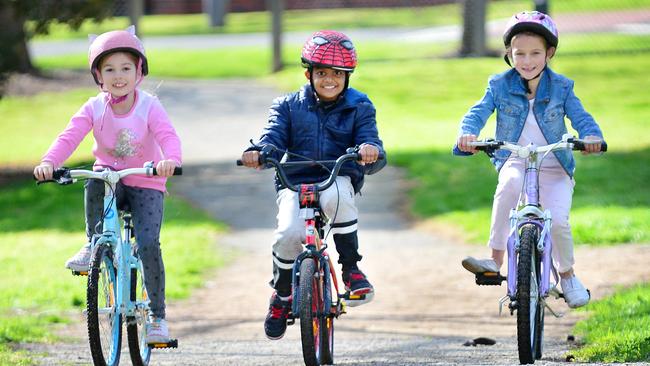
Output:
[469, 136, 607, 158]
[237, 145, 384, 192]
[37, 166, 182, 185]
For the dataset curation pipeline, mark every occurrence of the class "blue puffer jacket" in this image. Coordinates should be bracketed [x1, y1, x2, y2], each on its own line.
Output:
[249, 84, 386, 193]
[454, 67, 604, 177]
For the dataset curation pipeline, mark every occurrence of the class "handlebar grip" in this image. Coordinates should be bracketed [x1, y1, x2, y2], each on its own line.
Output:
[152, 167, 183, 176]
[236, 159, 243, 166]
[572, 140, 607, 152]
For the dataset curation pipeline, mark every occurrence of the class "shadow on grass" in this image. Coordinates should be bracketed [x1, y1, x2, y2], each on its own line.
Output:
[0, 173, 217, 233]
[390, 147, 650, 218]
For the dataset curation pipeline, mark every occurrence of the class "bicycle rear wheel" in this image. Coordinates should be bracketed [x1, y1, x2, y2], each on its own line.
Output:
[127, 261, 152, 366]
[87, 244, 122, 366]
[516, 224, 543, 364]
[299, 258, 323, 366]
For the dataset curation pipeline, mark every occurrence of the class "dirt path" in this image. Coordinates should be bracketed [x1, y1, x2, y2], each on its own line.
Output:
[26, 78, 650, 365]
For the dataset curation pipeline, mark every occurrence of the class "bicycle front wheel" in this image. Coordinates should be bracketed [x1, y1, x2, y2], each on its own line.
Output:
[127, 262, 152, 366]
[318, 260, 334, 365]
[516, 224, 543, 364]
[299, 258, 323, 366]
[87, 244, 122, 366]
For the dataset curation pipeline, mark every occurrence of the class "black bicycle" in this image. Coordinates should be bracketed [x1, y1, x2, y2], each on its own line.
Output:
[238, 145, 381, 366]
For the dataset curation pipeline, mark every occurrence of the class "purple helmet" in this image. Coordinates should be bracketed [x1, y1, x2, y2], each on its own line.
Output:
[503, 11, 559, 48]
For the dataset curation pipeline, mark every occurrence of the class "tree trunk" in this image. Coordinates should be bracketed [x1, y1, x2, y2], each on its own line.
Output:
[268, 0, 283, 73]
[0, 3, 35, 75]
[459, 0, 487, 57]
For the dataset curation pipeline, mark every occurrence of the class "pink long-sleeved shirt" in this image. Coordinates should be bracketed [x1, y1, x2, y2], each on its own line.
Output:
[42, 90, 182, 192]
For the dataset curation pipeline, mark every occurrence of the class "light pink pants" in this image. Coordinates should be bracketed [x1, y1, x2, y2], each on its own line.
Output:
[488, 159, 576, 273]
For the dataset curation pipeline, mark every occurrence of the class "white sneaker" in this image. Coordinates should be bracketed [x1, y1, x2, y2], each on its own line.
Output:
[146, 317, 170, 344]
[461, 256, 499, 274]
[561, 276, 590, 308]
[64, 245, 92, 271]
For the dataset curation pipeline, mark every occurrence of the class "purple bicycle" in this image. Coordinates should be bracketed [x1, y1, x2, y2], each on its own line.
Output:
[468, 135, 606, 364]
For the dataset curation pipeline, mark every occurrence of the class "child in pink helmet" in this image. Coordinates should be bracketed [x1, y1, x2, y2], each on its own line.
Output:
[454, 11, 605, 308]
[33, 26, 181, 342]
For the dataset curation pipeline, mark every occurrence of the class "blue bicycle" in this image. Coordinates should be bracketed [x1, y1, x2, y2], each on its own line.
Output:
[42, 163, 180, 366]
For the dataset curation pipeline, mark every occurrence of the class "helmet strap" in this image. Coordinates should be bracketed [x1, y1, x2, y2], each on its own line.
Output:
[519, 65, 546, 94]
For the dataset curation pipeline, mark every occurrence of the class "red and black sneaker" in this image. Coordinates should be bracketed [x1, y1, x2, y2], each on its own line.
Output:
[343, 269, 374, 306]
[264, 292, 292, 340]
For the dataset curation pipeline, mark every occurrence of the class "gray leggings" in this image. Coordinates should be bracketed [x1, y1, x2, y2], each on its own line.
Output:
[85, 179, 167, 319]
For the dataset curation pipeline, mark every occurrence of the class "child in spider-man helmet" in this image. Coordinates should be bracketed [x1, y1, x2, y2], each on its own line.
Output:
[453, 12, 605, 309]
[240, 30, 387, 340]
[34, 26, 181, 345]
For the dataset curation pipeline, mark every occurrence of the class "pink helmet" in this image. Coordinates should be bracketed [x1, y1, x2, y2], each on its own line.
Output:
[503, 11, 559, 48]
[88, 26, 148, 85]
[301, 30, 357, 72]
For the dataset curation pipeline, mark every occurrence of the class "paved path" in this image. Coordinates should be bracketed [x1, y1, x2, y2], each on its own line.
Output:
[23, 77, 650, 365]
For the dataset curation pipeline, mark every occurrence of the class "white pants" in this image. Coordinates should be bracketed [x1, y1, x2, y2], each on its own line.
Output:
[272, 176, 358, 270]
[488, 159, 575, 273]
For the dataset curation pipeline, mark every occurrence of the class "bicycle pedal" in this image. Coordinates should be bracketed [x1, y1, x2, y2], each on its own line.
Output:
[71, 270, 88, 276]
[342, 292, 367, 301]
[475, 271, 506, 286]
[148, 339, 178, 349]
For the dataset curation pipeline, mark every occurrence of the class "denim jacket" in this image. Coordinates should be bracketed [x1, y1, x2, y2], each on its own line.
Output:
[455, 67, 603, 177]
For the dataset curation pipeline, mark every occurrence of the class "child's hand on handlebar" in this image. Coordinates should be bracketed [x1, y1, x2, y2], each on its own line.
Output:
[358, 144, 379, 165]
[33, 162, 54, 181]
[241, 150, 262, 169]
[457, 134, 478, 153]
[582, 136, 603, 155]
[156, 159, 178, 177]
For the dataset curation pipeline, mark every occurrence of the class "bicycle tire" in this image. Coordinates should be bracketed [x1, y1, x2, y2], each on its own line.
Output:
[516, 224, 542, 364]
[127, 262, 152, 366]
[319, 261, 334, 365]
[87, 244, 122, 366]
[299, 258, 322, 366]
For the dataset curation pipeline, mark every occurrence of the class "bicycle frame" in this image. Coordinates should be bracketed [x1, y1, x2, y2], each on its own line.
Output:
[505, 151, 556, 302]
[289, 185, 341, 318]
[69, 168, 152, 322]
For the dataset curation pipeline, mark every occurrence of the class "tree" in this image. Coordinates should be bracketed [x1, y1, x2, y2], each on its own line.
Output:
[459, 0, 488, 57]
[0, 0, 113, 78]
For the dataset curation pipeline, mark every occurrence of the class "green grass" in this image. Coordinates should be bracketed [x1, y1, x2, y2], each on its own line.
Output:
[25, 34, 650, 245]
[0, 89, 96, 166]
[573, 284, 650, 362]
[0, 177, 225, 363]
[34, 39, 452, 80]
[31, 0, 650, 40]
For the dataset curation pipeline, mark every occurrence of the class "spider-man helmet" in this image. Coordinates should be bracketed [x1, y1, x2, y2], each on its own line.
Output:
[88, 25, 148, 85]
[503, 11, 559, 48]
[301, 30, 357, 72]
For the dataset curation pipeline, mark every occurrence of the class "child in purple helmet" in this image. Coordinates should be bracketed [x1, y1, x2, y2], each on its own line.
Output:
[33, 26, 181, 342]
[454, 11, 605, 308]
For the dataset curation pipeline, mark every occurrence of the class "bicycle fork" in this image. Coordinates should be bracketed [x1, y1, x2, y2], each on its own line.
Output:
[501, 208, 564, 318]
